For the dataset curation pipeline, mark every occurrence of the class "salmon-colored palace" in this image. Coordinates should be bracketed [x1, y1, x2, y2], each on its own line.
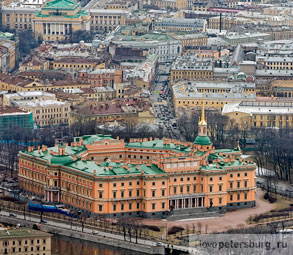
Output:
[18, 106, 256, 218]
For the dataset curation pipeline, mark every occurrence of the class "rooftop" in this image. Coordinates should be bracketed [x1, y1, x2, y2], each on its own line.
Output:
[0, 106, 30, 116]
[0, 227, 51, 239]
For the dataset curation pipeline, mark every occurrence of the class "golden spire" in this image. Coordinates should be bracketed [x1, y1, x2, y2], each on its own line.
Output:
[199, 99, 207, 126]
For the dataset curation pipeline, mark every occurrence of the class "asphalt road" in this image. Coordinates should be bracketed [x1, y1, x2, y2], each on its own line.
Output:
[150, 64, 179, 139]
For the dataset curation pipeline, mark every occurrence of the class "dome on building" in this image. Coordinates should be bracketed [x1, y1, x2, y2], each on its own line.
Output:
[50, 155, 73, 165]
[194, 136, 212, 146]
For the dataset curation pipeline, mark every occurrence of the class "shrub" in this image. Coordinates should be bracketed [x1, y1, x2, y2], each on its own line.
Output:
[168, 226, 184, 235]
[145, 225, 160, 232]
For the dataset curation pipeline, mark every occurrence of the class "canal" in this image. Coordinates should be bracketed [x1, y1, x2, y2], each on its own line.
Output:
[52, 235, 147, 255]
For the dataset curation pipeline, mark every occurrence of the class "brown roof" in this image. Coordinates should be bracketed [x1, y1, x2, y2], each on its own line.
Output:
[0, 106, 28, 115]
[54, 57, 101, 64]
[0, 73, 33, 87]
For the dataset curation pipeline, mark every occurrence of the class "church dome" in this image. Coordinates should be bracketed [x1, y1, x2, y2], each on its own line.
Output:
[194, 136, 212, 146]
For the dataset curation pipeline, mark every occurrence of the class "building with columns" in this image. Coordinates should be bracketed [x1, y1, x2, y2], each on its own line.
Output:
[33, 0, 90, 41]
[18, 105, 256, 218]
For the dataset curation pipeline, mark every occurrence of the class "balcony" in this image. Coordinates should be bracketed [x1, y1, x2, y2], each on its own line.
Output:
[45, 185, 61, 192]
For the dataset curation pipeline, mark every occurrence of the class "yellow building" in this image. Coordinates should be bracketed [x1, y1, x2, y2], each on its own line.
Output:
[0, 73, 92, 92]
[0, 40, 16, 72]
[170, 56, 213, 82]
[52, 57, 105, 71]
[172, 81, 256, 114]
[223, 99, 293, 129]
[33, 0, 91, 41]
[19, 56, 50, 72]
[170, 33, 208, 48]
[0, 227, 51, 255]
[87, 9, 127, 33]
[1, 5, 36, 30]
[271, 80, 293, 97]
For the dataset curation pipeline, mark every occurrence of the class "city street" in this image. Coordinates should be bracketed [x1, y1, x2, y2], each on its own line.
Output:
[150, 63, 179, 139]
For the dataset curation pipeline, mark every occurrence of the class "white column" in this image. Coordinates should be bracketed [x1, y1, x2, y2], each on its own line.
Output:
[175, 200, 178, 209]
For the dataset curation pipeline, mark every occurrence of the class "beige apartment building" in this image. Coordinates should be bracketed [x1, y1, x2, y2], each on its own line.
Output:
[0, 227, 51, 255]
[2, 91, 70, 126]
[87, 9, 127, 33]
[16, 100, 70, 127]
[1, 6, 36, 30]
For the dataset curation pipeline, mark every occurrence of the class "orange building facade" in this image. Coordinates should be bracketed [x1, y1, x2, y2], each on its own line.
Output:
[18, 108, 256, 218]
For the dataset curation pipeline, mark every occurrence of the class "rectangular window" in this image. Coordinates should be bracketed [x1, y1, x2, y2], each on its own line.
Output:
[209, 185, 213, 192]
[173, 186, 177, 194]
[152, 203, 155, 210]
[219, 197, 222, 204]
[113, 191, 116, 198]
[230, 182, 233, 189]
[99, 205, 103, 211]
[99, 192, 103, 199]
[180, 186, 183, 193]
[137, 202, 140, 209]
[237, 182, 240, 188]
[219, 184, 222, 192]
[162, 181, 165, 185]
[121, 183, 124, 187]
[162, 189, 165, 196]
[121, 204, 124, 210]
[162, 202, 165, 209]
[113, 204, 116, 211]
[129, 182, 132, 186]
[99, 183, 103, 188]
[237, 194, 240, 200]
[152, 190, 156, 197]
[244, 181, 248, 188]
[129, 190, 132, 197]
[244, 193, 248, 200]
[129, 203, 132, 210]
[219, 176, 222, 181]
[121, 191, 124, 198]
[187, 185, 190, 192]
[136, 190, 140, 196]
[230, 194, 233, 201]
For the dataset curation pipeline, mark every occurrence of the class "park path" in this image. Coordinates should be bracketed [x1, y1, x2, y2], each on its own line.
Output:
[142, 189, 275, 233]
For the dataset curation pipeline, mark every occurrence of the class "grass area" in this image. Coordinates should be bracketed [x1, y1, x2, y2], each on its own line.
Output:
[247, 193, 293, 224]
[270, 194, 292, 211]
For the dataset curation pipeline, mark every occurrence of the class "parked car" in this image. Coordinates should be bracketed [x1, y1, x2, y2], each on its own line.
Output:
[9, 213, 17, 217]
[41, 219, 47, 223]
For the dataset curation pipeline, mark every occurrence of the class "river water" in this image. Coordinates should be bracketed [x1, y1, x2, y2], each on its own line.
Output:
[51, 235, 147, 255]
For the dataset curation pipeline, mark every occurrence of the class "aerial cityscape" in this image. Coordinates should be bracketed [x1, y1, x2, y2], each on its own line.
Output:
[0, 0, 293, 254]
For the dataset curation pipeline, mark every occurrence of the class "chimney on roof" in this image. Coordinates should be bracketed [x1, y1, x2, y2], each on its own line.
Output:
[58, 145, 66, 155]
[41, 145, 47, 152]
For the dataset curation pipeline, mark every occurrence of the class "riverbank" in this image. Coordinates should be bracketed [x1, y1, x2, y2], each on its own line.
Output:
[0, 213, 164, 255]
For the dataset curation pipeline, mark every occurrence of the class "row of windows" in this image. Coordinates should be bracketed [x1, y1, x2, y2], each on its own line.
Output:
[3, 239, 46, 246]
[178, 100, 227, 106]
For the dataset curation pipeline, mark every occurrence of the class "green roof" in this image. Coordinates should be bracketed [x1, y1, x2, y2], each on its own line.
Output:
[65, 160, 165, 177]
[76, 134, 114, 145]
[127, 139, 191, 153]
[35, 10, 88, 18]
[42, 0, 80, 10]
[194, 136, 212, 146]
